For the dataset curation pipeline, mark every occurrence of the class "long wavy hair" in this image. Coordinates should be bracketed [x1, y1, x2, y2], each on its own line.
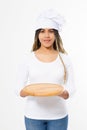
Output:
[31, 29, 67, 83]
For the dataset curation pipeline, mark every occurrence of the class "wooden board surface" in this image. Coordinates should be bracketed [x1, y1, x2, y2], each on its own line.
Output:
[24, 83, 64, 96]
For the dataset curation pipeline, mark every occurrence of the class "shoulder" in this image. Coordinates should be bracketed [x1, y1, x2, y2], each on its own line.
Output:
[19, 51, 34, 66]
[24, 51, 34, 60]
[59, 52, 72, 67]
[59, 52, 70, 60]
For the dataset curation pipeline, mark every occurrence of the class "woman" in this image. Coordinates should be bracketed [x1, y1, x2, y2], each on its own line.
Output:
[16, 9, 76, 130]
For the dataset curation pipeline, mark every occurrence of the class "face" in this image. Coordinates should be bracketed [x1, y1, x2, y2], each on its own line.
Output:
[38, 28, 55, 48]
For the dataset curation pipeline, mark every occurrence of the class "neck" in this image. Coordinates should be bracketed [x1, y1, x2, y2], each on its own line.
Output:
[38, 46, 55, 54]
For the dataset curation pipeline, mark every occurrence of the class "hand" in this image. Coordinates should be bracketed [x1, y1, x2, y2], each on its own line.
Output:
[59, 90, 69, 99]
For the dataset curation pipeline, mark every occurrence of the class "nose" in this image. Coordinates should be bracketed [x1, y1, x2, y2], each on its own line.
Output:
[44, 32, 50, 37]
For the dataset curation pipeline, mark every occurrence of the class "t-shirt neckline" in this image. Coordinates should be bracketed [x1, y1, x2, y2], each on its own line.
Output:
[32, 51, 59, 64]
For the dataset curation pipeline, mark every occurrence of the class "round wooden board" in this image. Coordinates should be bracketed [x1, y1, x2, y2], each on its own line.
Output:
[24, 83, 64, 96]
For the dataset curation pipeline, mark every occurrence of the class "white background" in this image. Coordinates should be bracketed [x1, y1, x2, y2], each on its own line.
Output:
[0, 0, 87, 130]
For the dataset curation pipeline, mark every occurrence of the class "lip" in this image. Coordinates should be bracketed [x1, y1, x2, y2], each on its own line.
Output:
[44, 40, 51, 42]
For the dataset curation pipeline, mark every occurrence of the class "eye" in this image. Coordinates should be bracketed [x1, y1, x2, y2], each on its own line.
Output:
[40, 29, 45, 33]
[49, 29, 54, 33]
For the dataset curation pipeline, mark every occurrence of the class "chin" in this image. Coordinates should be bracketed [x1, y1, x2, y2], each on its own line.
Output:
[43, 44, 53, 48]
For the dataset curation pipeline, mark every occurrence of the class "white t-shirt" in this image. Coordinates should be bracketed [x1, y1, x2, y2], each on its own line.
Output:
[16, 51, 76, 120]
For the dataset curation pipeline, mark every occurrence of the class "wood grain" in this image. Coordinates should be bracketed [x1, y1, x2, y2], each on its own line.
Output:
[23, 83, 64, 96]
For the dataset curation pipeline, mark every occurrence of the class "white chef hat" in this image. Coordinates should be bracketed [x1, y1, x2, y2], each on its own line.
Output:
[34, 9, 66, 32]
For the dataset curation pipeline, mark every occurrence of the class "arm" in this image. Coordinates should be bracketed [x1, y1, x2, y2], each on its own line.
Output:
[15, 54, 29, 97]
[59, 55, 76, 99]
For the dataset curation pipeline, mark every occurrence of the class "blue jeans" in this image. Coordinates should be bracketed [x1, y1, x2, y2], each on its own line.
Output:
[24, 115, 68, 130]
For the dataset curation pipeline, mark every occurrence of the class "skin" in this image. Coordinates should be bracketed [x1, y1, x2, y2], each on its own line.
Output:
[20, 28, 69, 99]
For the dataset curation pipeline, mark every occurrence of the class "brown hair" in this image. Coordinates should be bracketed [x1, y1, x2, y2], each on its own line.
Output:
[31, 29, 67, 83]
